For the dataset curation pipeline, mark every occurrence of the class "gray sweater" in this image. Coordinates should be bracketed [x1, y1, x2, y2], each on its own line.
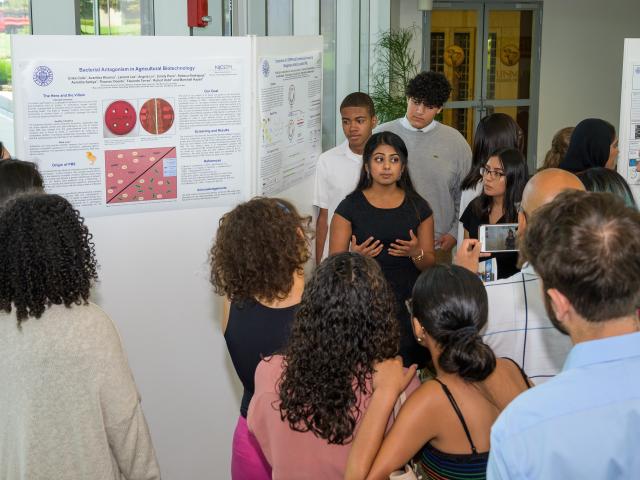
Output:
[0, 303, 161, 480]
[375, 119, 472, 239]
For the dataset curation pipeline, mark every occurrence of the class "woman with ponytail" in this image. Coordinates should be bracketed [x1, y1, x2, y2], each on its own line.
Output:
[345, 265, 531, 480]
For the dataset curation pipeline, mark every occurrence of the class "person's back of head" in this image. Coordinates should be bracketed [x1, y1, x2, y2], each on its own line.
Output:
[578, 167, 637, 210]
[559, 119, 615, 173]
[540, 126, 574, 171]
[519, 168, 585, 226]
[0, 193, 97, 327]
[0, 158, 44, 204]
[522, 190, 640, 325]
[462, 113, 523, 190]
[210, 197, 311, 304]
[411, 264, 495, 382]
[279, 252, 399, 445]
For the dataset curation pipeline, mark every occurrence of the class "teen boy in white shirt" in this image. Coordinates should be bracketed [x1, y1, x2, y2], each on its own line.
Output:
[313, 92, 377, 262]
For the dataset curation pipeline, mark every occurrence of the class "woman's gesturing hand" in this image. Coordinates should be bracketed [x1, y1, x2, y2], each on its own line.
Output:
[351, 235, 384, 257]
[388, 229, 420, 257]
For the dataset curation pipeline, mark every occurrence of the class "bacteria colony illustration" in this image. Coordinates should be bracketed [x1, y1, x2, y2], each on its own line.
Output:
[105, 147, 177, 204]
[104, 98, 174, 137]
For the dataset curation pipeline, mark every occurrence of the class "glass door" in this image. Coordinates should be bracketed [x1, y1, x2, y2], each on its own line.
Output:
[426, 4, 483, 146]
[425, 2, 541, 169]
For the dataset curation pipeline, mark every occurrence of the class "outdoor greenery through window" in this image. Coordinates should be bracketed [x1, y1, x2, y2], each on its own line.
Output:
[80, 0, 154, 36]
[0, 0, 31, 91]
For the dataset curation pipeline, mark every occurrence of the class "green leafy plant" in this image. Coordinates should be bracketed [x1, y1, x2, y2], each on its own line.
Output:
[0, 58, 12, 86]
[370, 27, 420, 123]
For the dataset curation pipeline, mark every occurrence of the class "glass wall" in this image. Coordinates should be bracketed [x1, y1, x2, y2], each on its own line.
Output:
[79, 0, 154, 36]
[0, 0, 31, 91]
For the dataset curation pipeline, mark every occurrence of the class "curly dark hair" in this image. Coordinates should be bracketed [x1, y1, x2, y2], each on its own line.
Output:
[210, 197, 311, 303]
[278, 252, 399, 445]
[411, 265, 495, 382]
[0, 193, 98, 327]
[405, 71, 451, 107]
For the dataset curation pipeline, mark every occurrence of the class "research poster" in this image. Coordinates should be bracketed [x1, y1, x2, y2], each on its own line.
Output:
[18, 57, 247, 216]
[258, 51, 322, 195]
[625, 64, 640, 185]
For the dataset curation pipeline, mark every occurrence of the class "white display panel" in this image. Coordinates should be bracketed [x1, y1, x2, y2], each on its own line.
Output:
[257, 51, 322, 195]
[618, 38, 640, 204]
[13, 36, 251, 216]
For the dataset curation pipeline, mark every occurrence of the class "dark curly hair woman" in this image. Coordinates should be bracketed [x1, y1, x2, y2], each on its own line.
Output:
[209, 196, 311, 480]
[0, 193, 160, 479]
[247, 252, 420, 479]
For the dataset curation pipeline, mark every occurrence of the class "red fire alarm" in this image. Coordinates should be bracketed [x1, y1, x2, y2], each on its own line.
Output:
[188, 0, 210, 28]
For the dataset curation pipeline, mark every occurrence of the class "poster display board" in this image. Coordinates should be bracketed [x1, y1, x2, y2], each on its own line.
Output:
[618, 39, 640, 203]
[12, 35, 323, 216]
[257, 52, 322, 195]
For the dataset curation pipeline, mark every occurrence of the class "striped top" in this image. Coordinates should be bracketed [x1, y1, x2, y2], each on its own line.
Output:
[416, 361, 529, 480]
[417, 443, 488, 480]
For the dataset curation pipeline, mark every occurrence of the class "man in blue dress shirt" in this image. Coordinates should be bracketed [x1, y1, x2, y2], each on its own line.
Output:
[487, 190, 640, 479]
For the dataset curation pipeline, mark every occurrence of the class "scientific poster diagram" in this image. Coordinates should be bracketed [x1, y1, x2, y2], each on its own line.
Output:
[258, 51, 322, 195]
[625, 64, 640, 185]
[17, 54, 247, 216]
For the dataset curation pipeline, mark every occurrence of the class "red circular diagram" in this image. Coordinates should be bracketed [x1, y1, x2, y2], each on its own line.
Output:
[105, 100, 136, 135]
[139, 98, 175, 135]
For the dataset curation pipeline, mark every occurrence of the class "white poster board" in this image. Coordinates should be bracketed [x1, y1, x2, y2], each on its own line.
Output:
[618, 38, 640, 205]
[13, 37, 251, 216]
[11, 35, 322, 480]
[257, 51, 322, 195]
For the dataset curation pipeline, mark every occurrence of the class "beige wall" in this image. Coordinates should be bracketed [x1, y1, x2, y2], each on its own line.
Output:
[537, 0, 640, 165]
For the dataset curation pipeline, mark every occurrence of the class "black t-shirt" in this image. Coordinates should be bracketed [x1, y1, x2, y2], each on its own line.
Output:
[460, 200, 520, 279]
[335, 189, 433, 368]
[335, 189, 433, 286]
[224, 300, 296, 418]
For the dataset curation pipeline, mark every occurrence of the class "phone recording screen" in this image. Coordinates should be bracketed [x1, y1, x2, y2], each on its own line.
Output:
[480, 224, 518, 252]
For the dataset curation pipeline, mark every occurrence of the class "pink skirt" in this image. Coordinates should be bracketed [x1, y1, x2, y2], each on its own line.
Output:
[231, 416, 271, 480]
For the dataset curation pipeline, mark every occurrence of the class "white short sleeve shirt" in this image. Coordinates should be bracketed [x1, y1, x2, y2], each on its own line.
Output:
[313, 140, 362, 258]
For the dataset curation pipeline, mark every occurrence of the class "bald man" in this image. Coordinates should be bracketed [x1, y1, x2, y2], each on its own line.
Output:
[455, 169, 584, 383]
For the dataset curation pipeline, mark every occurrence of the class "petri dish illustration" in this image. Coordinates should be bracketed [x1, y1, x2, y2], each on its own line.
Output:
[139, 98, 175, 135]
[105, 100, 137, 135]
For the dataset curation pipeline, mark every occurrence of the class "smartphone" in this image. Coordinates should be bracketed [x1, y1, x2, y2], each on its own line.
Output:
[479, 223, 519, 253]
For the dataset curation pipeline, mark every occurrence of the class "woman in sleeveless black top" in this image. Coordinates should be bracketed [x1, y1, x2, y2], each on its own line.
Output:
[210, 197, 311, 480]
[345, 265, 531, 480]
[330, 132, 435, 368]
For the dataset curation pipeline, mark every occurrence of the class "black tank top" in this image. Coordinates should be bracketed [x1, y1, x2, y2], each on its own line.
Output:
[224, 300, 297, 417]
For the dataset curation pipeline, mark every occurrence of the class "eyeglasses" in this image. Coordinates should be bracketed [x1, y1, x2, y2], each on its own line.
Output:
[480, 166, 505, 180]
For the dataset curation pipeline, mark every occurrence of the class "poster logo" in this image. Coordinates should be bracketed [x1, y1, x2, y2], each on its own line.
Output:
[261, 59, 270, 78]
[33, 65, 54, 86]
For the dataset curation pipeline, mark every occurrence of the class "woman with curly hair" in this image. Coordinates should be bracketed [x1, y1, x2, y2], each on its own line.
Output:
[0, 193, 160, 480]
[345, 265, 531, 480]
[248, 252, 420, 479]
[210, 197, 310, 480]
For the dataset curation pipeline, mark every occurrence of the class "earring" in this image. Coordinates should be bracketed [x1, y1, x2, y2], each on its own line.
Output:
[366, 170, 371, 180]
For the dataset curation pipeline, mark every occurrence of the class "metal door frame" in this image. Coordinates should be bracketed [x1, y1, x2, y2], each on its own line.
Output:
[423, 1, 542, 169]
